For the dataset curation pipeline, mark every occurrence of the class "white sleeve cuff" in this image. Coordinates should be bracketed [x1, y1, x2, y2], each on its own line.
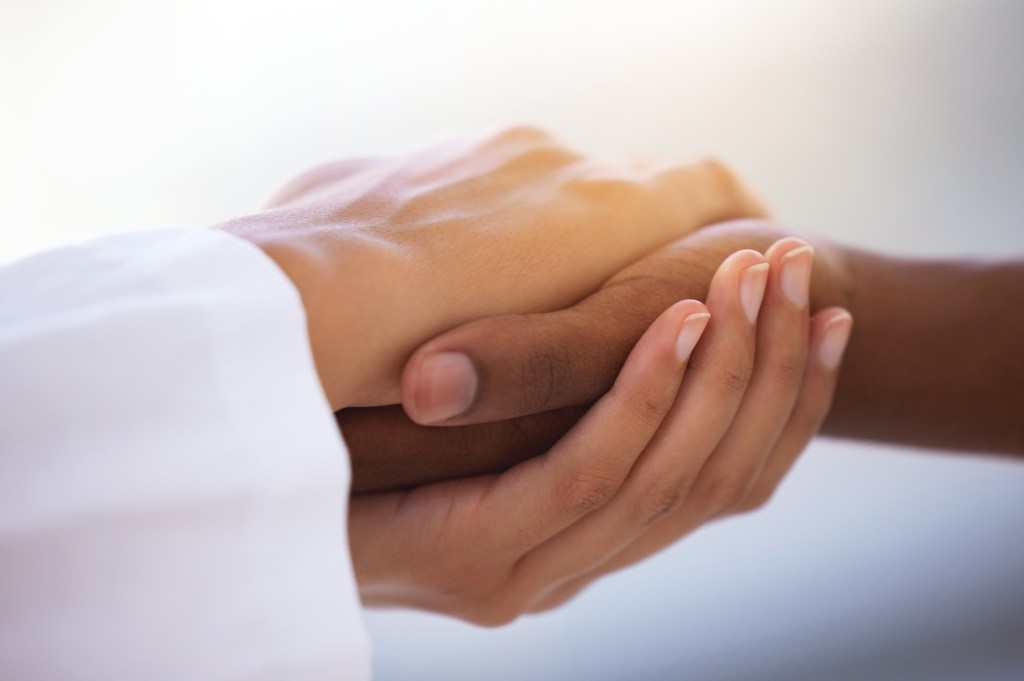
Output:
[0, 227, 370, 680]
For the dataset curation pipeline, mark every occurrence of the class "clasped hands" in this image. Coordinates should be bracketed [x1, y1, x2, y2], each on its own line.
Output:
[221, 127, 854, 625]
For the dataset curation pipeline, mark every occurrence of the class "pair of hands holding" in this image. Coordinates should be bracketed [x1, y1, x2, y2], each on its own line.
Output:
[221, 127, 853, 625]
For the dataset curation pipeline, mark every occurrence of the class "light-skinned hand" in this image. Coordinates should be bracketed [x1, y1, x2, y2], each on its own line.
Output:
[219, 127, 764, 409]
[349, 245, 852, 623]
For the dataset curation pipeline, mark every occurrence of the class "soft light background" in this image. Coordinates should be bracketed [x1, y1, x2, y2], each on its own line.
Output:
[3, 0, 1023, 678]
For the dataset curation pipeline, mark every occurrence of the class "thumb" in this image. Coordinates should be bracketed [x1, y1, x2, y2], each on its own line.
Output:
[401, 269, 694, 426]
[341, 404, 588, 493]
[400, 219, 788, 426]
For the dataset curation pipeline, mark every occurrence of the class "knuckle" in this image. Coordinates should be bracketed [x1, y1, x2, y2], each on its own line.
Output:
[717, 361, 753, 399]
[652, 157, 732, 189]
[483, 126, 580, 170]
[695, 157, 747, 205]
[519, 336, 573, 412]
[564, 171, 647, 201]
[618, 380, 677, 429]
[493, 124, 551, 144]
[768, 350, 808, 387]
[504, 144, 581, 173]
[633, 390, 675, 428]
[635, 480, 686, 526]
[561, 469, 621, 515]
[695, 156, 737, 187]
[647, 156, 767, 221]
[683, 156, 767, 219]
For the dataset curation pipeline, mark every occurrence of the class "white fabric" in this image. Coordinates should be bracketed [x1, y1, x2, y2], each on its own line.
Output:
[0, 228, 371, 680]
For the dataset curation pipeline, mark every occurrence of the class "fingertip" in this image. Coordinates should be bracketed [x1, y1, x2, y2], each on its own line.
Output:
[401, 309, 609, 427]
[402, 349, 479, 425]
[671, 302, 711, 363]
[664, 297, 710, 319]
[722, 248, 769, 271]
[703, 248, 767, 319]
[812, 308, 853, 370]
[739, 262, 770, 323]
[764, 237, 812, 262]
[622, 298, 708, 372]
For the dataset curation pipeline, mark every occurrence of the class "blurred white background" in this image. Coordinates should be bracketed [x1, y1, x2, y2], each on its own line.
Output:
[3, 0, 1023, 678]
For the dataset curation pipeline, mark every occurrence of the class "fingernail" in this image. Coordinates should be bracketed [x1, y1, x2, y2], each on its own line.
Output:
[740, 263, 770, 323]
[819, 312, 853, 369]
[780, 245, 814, 308]
[412, 352, 478, 423]
[676, 311, 711, 362]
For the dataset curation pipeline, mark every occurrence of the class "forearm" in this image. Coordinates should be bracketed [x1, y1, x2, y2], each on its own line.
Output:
[822, 248, 1024, 455]
[679, 224, 1024, 454]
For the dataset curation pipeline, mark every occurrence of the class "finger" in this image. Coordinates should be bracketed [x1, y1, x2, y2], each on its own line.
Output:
[400, 233, 749, 427]
[532, 307, 852, 611]
[645, 159, 770, 225]
[339, 404, 586, 494]
[492, 298, 712, 553]
[737, 307, 853, 511]
[349, 296, 703, 619]
[506, 251, 769, 594]
[689, 238, 814, 519]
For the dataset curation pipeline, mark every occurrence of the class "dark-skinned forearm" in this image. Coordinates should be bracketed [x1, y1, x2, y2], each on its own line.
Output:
[821, 247, 1024, 455]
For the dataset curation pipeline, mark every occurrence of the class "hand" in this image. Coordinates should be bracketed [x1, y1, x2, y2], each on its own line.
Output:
[218, 127, 765, 409]
[342, 220, 854, 492]
[350, 244, 852, 622]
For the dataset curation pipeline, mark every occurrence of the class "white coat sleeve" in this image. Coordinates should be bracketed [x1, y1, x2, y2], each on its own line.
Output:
[0, 227, 371, 680]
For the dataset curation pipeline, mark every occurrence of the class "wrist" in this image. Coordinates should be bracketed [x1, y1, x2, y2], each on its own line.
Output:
[216, 214, 365, 410]
[810, 239, 858, 314]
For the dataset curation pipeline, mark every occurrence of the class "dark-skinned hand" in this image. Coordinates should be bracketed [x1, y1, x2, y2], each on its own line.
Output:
[343, 220, 854, 493]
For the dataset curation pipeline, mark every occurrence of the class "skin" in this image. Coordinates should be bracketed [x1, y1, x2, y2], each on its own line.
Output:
[219, 126, 765, 409]
[343, 220, 1024, 493]
[227, 127, 1016, 621]
[350, 246, 852, 623]
[224, 130, 846, 622]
